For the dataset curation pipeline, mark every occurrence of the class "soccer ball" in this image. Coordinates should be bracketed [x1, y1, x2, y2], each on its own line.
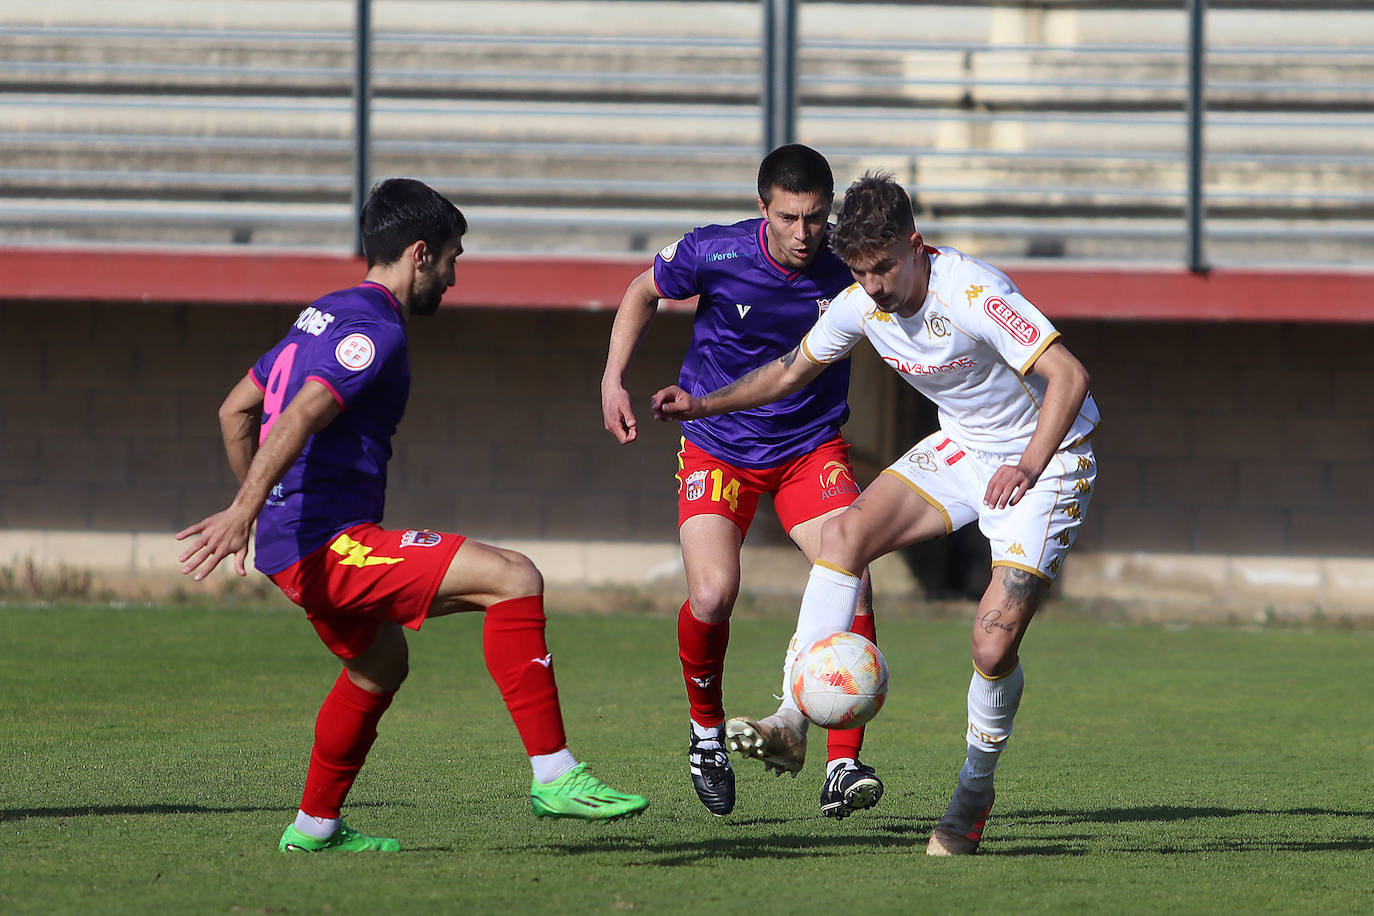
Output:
[790, 631, 889, 729]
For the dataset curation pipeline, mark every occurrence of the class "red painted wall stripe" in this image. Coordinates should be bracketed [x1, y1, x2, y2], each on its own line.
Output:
[2, 247, 1372, 322]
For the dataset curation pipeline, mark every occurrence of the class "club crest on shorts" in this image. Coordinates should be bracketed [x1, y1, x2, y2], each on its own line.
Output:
[684, 469, 708, 501]
[399, 529, 443, 548]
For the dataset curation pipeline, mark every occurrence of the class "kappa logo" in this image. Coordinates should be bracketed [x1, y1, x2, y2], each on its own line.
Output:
[1074, 478, 1092, 494]
[531, 653, 553, 668]
[335, 333, 376, 371]
[399, 529, 443, 548]
[965, 285, 986, 306]
[1048, 558, 1061, 575]
[1077, 455, 1094, 471]
[1007, 542, 1027, 557]
[1061, 501, 1082, 520]
[690, 675, 717, 688]
[984, 297, 1039, 346]
[684, 469, 708, 501]
[1053, 530, 1072, 546]
[736, 303, 752, 319]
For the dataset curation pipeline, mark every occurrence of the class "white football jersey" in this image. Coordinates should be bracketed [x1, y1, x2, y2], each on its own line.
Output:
[801, 246, 1099, 455]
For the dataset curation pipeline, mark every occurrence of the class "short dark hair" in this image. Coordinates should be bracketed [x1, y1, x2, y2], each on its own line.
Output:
[359, 178, 467, 267]
[757, 144, 834, 204]
[830, 171, 917, 265]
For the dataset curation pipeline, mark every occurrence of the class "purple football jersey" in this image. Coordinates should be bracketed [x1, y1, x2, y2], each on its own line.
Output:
[654, 218, 853, 468]
[248, 281, 410, 575]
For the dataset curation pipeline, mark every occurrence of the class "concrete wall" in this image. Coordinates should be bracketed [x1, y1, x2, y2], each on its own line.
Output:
[4, 296, 1373, 618]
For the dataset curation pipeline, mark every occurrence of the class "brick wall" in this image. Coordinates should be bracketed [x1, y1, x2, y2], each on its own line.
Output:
[3, 299, 1372, 614]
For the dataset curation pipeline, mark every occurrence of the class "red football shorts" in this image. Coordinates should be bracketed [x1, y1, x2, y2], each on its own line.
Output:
[267, 523, 465, 659]
[676, 435, 861, 538]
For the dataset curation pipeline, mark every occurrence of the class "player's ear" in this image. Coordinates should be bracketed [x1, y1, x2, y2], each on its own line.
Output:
[409, 239, 430, 269]
[909, 231, 924, 254]
[756, 196, 769, 219]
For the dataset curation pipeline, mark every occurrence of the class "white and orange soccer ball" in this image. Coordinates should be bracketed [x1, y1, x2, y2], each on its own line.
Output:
[790, 631, 889, 729]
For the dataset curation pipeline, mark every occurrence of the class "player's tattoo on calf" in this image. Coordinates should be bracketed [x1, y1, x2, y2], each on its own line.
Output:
[978, 608, 1016, 634]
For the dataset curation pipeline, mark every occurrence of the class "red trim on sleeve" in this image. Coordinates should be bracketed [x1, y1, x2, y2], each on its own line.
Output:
[305, 375, 347, 409]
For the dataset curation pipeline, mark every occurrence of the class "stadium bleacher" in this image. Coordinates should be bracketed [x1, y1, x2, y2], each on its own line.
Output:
[0, 0, 1370, 265]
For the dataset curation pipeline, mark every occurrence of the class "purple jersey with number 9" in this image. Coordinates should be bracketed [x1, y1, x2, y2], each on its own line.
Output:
[654, 218, 853, 469]
[248, 281, 410, 575]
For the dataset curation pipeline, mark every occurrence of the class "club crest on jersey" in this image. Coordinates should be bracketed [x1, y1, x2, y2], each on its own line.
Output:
[335, 333, 376, 370]
[984, 297, 1039, 345]
[684, 469, 708, 501]
[399, 529, 443, 548]
[659, 238, 681, 262]
[817, 298, 831, 315]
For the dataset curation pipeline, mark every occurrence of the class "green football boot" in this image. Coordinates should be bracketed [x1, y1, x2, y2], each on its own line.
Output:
[530, 762, 649, 821]
[278, 821, 402, 852]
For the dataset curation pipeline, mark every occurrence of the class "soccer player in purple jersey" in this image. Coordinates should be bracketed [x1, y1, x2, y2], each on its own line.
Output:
[601, 145, 882, 819]
[178, 178, 646, 852]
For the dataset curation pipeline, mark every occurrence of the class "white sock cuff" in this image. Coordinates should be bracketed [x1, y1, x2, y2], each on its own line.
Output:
[811, 561, 861, 586]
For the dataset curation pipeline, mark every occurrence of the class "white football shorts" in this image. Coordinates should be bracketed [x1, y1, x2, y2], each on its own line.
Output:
[882, 430, 1096, 580]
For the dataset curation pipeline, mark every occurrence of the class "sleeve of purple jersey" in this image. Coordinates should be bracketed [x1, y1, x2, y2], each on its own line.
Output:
[651, 231, 700, 300]
[303, 319, 407, 409]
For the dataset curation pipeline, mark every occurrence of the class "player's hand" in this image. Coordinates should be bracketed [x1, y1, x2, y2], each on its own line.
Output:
[176, 506, 254, 581]
[601, 384, 639, 444]
[984, 463, 1037, 509]
[651, 385, 702, 421]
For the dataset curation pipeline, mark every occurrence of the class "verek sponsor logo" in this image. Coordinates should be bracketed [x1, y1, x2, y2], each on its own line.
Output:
[984, 297, 1039, 345]
[685, 469, 708, 501]
[399, 529, 443, 548]
[335, 333, 376, 371]
[707, 250, 739, 262]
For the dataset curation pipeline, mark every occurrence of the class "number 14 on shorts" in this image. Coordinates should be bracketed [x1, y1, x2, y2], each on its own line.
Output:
[684, 468, 740, 511]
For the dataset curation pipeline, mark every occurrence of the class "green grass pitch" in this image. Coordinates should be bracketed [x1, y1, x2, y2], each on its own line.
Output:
[2, 604, 1371, 913]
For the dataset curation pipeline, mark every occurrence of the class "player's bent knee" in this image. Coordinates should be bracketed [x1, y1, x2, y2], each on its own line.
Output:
[971, 643, 1018, 680]
[687, 578, 738, 622]
[495, 549, 543, 600]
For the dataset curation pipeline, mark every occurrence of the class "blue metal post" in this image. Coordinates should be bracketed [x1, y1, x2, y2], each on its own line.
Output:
[762, 0, 798, 155]
[352, 0, 372, 257]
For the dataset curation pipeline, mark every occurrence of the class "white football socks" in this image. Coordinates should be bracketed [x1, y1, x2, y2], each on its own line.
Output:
[959, 663, 1024, 792]
[293, 810, 341, 840]
[779, 563, 862, 712]
[531, 748, 578, 785]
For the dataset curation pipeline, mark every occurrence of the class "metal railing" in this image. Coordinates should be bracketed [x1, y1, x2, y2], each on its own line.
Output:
[0, 1, 1369, 268]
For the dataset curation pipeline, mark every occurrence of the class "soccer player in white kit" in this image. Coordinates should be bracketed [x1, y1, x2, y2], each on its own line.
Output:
[651, 172, 1099, 855]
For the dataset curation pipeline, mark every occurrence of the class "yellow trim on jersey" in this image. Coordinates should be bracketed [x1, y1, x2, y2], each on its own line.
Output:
[814, 559, 860, 580]
[879, 469, 954, 534]
[991, 559, 1052, 582]
[1019, 329, 1061, 376]
[799, 333, 834, 366]
[972, 660, 1021, 681]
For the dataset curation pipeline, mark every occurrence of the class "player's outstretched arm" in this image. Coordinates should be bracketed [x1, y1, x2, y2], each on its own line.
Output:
[219, 373, 265, 485]
[651, 345, 824, 421]
[177, 379, 341, 581]
[601, 267, 661, 444]
[984, 341, 1091, 509]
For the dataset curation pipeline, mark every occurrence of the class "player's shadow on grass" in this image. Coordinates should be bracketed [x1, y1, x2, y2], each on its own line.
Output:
[531, 824, 922, 865]
[0, 800, 391, 824]
[989, 805, 1374, 856]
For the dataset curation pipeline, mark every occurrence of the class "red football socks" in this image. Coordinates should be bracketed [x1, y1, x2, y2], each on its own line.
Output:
[483, 595, 568, 756]
[678, 600, 730, 728]
[299, 670, 395, 819]
[826, 611, 878, 762]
